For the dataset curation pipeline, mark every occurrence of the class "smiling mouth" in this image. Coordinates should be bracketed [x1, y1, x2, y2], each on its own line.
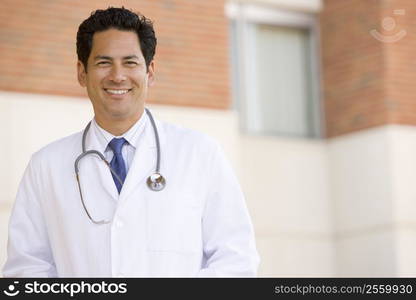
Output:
[104, 88, 132, 95]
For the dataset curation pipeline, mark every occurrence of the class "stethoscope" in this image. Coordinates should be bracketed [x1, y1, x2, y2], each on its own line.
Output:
[74, 108, 166, 225]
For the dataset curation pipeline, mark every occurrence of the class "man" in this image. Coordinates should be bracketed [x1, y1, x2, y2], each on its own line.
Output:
[2, 7, 259, 277]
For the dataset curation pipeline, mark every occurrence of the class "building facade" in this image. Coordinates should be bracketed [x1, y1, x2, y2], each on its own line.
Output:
[1, 0, 416, 276]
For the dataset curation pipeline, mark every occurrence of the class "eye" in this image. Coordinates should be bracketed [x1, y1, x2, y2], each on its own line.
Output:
[96, 61, 110, 66]
[125, 61, 138, 66]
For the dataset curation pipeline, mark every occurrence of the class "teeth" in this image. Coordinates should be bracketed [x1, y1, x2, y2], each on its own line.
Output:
[106, 89, 129, 95]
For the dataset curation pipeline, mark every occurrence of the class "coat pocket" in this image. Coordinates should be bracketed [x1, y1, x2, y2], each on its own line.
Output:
[146, 194, 202, 254]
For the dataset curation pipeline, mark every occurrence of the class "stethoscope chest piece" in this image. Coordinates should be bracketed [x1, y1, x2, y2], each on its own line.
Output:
[147, 173, 166, 191]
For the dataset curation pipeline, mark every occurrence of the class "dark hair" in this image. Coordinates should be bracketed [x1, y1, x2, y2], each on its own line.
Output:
[76, 7, 156, 71]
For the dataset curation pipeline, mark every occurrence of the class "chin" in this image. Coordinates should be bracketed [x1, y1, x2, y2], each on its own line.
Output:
[106, 103, 131, 116]
[106, 104, 143, 119]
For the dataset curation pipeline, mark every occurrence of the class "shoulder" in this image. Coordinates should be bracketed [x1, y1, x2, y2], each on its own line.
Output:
[31, 131, 83, 164]
[157, 119, 220, 152]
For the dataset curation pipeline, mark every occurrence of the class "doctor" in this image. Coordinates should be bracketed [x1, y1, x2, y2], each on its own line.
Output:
[2, 7, 259, 277]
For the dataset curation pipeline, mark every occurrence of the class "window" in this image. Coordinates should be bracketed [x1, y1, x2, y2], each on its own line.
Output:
[228, 2, 322, 138]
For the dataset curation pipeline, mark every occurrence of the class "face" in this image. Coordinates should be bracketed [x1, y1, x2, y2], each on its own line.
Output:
[77, 29, 154, 125]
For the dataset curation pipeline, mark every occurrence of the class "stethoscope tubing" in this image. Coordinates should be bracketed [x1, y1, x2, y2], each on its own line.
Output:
[74, 108, 165, 224]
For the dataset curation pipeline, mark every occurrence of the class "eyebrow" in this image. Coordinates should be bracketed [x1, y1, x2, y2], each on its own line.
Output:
[93, 55, 141, 61]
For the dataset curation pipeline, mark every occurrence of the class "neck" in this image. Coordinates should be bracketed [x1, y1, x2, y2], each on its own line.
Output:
[95, 111, 144, 136]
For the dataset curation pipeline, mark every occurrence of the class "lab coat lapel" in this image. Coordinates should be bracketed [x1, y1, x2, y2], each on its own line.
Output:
[85, 122, 119, 202]
[120, 117, 165, 200]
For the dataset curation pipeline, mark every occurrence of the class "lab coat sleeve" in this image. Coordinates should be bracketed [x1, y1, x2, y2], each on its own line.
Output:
[2, 155, 57, 277]
[197, 142, 260, 277]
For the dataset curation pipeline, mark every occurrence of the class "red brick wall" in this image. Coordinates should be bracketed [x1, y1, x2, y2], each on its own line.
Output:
[321, 0, 416, 138]
[0, 0, 230, 109]
[383, 1, 416, 125]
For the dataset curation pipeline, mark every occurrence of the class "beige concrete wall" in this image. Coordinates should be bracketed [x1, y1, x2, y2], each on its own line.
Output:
[329, 125, 416, 276]
[0, 203, 11, 271]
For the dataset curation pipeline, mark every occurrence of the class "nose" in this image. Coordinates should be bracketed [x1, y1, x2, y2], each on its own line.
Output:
[108, 64, 127, 83]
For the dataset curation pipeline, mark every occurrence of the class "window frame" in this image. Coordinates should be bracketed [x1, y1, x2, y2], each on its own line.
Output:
[227, 1, 324, 138]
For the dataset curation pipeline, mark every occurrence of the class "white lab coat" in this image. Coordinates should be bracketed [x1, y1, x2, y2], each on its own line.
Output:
[3, 112, 259, 277]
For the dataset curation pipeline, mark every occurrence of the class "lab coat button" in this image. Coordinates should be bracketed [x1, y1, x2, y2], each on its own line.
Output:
[116, 220, 124, 228]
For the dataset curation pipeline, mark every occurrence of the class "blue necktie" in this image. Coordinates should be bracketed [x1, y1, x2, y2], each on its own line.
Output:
[108, 138, 128, 193]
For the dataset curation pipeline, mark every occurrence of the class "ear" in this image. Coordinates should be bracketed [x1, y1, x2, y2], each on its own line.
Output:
[147, 60, 155, 87]
[77, 61, 87, 87]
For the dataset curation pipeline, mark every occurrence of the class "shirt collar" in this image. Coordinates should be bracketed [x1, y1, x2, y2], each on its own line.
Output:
[91, 111, 147, 153]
